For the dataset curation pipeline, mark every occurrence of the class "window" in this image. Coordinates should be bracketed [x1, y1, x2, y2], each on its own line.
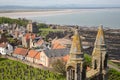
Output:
[104, 54, 108, 68]
[94, 60, 97, 69]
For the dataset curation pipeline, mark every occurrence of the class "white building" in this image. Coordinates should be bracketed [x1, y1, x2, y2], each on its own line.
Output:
[0, 43, 13, 55]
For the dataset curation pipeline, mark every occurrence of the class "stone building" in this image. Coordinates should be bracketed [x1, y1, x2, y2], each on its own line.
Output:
[89, 25, 108, 80]
[22, 33, 36, 48]
[66, 29, 85, 80]
[26, 21, 39, 33]
[66, 25, 108, 80]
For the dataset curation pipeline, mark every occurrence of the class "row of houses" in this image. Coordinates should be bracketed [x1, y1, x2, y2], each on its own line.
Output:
[12, 47, 69, 67]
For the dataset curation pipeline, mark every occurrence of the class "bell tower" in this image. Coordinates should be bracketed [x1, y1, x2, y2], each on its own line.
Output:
[66, 29, 85, 80]
[92, 25, 108, 80]
[27, 20, 33, 33]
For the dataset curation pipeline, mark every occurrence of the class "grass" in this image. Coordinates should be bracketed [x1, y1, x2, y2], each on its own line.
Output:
[40, 28, 63, 32]
[0, 58, 65, 80]
[108, 68, 120, 80]
[38, 28, 64, 37]
[0, 57, 119, 80]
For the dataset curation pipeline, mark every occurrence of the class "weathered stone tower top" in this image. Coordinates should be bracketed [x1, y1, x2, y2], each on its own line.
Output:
[26, 20, 38, 33]
[95, 25, 105, 46]
[69, 29, 84, 62]
[70, 29, 83, 55]
[66, 29, 85, 80]
[92, 25, 106, 56]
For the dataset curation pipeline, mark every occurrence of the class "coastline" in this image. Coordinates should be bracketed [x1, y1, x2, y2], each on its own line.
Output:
[0, 9, 106, 18]
[0, 9, 120, 29]
[0, 9, 81, 18]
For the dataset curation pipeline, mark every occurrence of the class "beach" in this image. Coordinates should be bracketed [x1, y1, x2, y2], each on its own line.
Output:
[0, 9, 80, 18]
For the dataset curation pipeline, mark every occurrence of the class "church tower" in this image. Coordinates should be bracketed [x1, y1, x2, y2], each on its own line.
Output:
[91, 25, 108, 80]
[66, 29, 85, 80]
[26, 20, 38, 33]
[27, 20, 33, 33]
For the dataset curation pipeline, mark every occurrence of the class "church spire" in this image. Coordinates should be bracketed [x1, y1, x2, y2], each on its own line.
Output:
[66, 29, 85, 80]
[94, 25, 105, 46]
[70, 29, 83, 55]
[92, 25, 108, 74]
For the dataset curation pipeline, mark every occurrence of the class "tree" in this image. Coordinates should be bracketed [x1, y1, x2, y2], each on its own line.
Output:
[84, 53, 92, 67]
[52, 59, 66, 76]
[0, 17, 28, 26]
[38, 23, 48, 28]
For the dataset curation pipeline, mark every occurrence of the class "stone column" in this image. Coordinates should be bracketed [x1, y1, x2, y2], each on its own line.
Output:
[67, 71, 69, 80]
[75, 64, 81, 80]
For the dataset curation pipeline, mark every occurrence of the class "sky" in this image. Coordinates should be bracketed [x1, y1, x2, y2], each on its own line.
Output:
[0, 0, 120, 7]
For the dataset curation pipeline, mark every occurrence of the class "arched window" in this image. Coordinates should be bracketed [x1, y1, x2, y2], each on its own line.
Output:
[104, 54, 108, 68]
[67, 66, 75, 80]
[94, 60, 97, 69]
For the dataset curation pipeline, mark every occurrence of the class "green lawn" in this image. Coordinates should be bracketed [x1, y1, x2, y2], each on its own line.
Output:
[38, 28, 64, 37]
[0, 58, 65, 80]
[40, 28, 63, 32]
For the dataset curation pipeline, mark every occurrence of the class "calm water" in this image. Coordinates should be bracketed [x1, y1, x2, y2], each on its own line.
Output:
[28, 9, 120, 29]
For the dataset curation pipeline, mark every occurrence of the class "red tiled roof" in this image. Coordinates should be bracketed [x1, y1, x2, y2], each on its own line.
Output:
[24, 33, 36, 40]
[62, 55, 69, 62]
[34, 52, 41, 59]
[36, 39, 44, 45]
[52, 43, 65, 49]
[27, 50, 38, 58]
[13, 48, 29, 56]
[52, 38, 71, 45]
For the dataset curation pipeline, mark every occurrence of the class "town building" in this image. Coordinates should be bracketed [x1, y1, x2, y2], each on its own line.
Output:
[26, 50, 39, 63]
[22, 33, 36, 48]
[42, 49, 69, 67]
[13, 48, 29, 60]
[0, 42, 13, 55]
[51, 38, 71, 49]
[34, 52, 41, 64]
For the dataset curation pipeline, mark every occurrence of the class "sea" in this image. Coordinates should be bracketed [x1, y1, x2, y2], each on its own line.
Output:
[1, 8, 120, 29]
[27, 9, 120, 29]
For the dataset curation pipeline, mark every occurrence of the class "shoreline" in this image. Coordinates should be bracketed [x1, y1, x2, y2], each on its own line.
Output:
[0, 8, 114, 18]
[0, 9, 81, 18]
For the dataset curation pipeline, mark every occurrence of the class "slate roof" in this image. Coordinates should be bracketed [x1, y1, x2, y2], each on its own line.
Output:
[44, 48, 69, 58]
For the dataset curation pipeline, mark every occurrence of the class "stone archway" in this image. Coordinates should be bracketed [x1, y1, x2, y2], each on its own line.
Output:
[67, 66, 75, 80]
